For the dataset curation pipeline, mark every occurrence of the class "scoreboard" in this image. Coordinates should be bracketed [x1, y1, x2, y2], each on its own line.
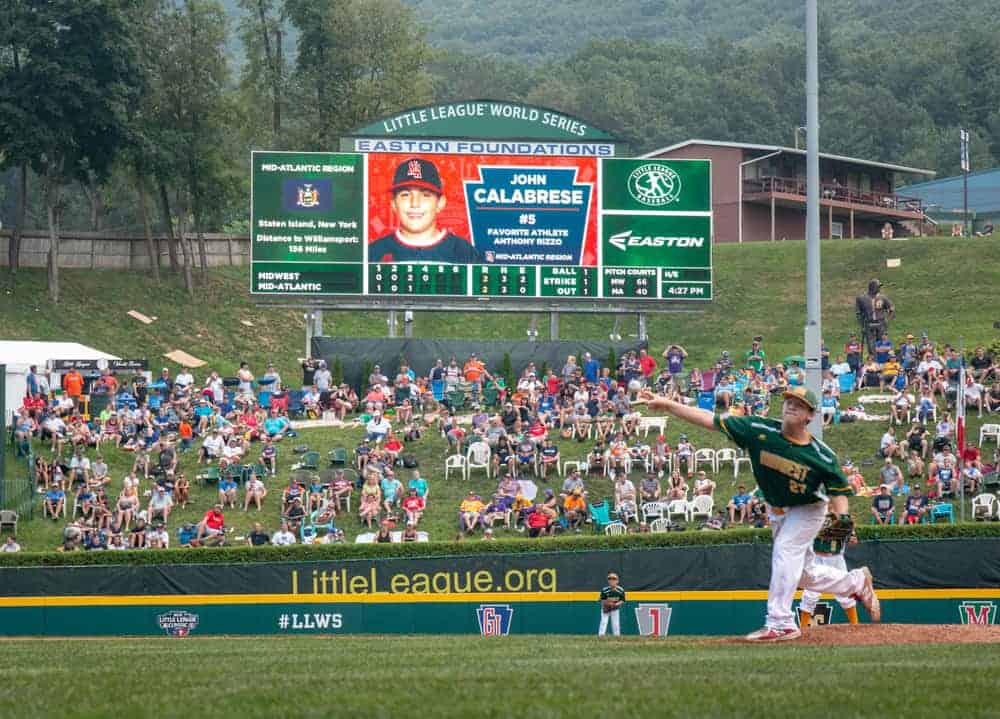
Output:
[250, 152, 712, 305]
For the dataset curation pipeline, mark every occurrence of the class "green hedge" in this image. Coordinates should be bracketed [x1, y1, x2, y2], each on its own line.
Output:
[1, 523, 998, 568]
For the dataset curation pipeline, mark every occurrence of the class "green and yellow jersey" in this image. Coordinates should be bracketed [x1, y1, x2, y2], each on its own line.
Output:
[714, 414, 851, 507]
[600, 585, 626, 604]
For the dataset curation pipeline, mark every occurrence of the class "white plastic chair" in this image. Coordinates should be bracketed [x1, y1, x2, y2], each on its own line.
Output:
[734, 455, 752, 478]
[466, 442, 492, 480]
[604, 522, 627, 536]
[649, 517, 671, 533]
[715, 448, 737, 474]
[561, 460, 586, 477]
[688, 494, 714, 523]
[979, 423, 1000, 447]
[444, 454, 467, 481]
[666, 499, 690, 523]
[972, 493, 997, 521]
[694, 448, 717, 473]
[641, 501, 664, 523]
[640, 416, 666, 438]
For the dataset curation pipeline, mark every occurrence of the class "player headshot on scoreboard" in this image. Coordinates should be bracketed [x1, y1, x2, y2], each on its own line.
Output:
[368, 157, 482, 264]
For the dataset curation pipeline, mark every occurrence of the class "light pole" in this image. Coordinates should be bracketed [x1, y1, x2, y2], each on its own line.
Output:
[805, 0, 823, 439]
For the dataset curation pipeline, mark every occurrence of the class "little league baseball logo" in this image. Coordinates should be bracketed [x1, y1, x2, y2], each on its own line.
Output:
[476, 604, 514, 636]
[157, 610, 200, 637]
[627, 163, 682, 207]
[958, 601, 997, 625]
[635, 603, 673, 637]
[796, 602, 833, 627]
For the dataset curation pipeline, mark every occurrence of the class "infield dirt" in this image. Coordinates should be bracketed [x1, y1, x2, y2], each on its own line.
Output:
[722, 624, 1000, 646]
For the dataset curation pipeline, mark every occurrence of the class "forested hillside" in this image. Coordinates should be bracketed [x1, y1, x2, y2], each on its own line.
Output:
[3, 0, 998, 264]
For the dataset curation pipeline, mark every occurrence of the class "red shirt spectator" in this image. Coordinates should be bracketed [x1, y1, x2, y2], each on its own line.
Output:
[639, 350, 657, 378]
[203, 508, 225, 531]
[545, 374, 560, 396]
[402, 495, 425, 513]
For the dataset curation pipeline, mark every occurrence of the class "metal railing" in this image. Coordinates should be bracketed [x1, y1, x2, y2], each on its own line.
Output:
[743, 176, 923, 213]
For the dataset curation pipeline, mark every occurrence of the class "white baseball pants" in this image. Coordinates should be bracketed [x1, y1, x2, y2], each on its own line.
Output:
[799, 553, 857, 613]
[766, 502, 866, 630]
[598, 608, 621, 636]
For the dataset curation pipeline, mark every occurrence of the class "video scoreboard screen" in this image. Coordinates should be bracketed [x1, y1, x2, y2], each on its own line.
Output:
[250, 152, 711, 303]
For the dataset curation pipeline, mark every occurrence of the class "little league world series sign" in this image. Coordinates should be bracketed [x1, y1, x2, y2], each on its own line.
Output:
[250, 152, 712, 303]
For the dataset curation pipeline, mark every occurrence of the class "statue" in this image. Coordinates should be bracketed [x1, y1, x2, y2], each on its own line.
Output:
[855, 279, 895, 356]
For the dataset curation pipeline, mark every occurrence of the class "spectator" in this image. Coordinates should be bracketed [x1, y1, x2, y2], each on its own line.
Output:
[871, 485, 894, 525]
[246, 522, 270, 546]
[675, 434, 695, 476]
[902, 485, 928, 525]
[830, 354, 852, 377]
[199, 429, 225, 465]
[727, 485, 752, 524]
[218, 474, 238, 509]
[401, 522, 419, 542]
[744, 338, 765, 373]
[845, 334, 863, 378]
[639, 473, 661, 503]
[693, 471, 716, 497]
[174, 473, 190, 508]
[459, 491, 486, 534]
[283, 497, 306, 532]
[963, 375, 984, 417]
[821, 389, 839, 426]
[969, 346, 996, 383]
[193, 505, 225, 544]
[402, 488, 425, 526]
[880, 353, 902, 390]
[879, 458, 904, 494]
[244, 474, 267, 512]
[538, 438, 559, 479]
[44, 486, 65, 519]
[366, 411, 391, 441]
[874, 333, 893, 365]
[666, 471, 688, 501]
[526, 505, 552, 537]
[263, 410, 290, 441]
[380, 472, 404, 515]
[613, 471, 637, 523]
[272, 521, 297, 546]
[880, 426, 903, 459]
[62, 368, 85, 408]
[147, 522, 169, 549]
[583, 352, 600, 384]
[406, 470, 428, 500]
[129, 517, 148, 549]
[906, 423, 929, 459]
[563, 486, 588, 529]
[2, 536, 21, 553]
[237, 362, 254, 394]
[148, 486, 174, 524]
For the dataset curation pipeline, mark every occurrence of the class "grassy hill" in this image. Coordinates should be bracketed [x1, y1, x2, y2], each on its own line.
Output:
[2, 235, 999, 550]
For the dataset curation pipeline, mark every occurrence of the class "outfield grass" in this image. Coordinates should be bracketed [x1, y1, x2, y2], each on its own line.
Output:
[1, 636, 997, 718]
[2, 235, 999, 548]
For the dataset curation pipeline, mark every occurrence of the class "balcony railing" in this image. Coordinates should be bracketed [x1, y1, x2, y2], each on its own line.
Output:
[743, 176, 923, 214]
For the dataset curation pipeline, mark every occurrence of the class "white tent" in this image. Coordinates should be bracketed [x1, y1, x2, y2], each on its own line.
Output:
[0, 341, 119, 425]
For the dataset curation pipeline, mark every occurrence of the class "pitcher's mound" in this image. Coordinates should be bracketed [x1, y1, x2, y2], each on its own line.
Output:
[795, 624, 1000, 646]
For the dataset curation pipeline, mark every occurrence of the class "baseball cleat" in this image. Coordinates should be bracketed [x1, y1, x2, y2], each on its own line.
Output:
[744, 627, 801, 642]
[856, 566, 881, 622]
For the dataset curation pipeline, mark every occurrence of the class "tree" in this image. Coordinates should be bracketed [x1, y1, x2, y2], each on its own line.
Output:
[237, 0, 288, 144]
[0, 0, 140, 300]
[285, 0, 433, 148]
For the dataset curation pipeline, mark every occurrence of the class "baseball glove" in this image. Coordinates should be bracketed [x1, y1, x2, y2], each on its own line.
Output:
[817, 512, 854, 542]
[602, 599, 618, 613]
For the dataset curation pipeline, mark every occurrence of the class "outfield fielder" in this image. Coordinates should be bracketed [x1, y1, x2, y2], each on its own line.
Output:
[642, 386, 880, 641]
[799, 531, 859, 628]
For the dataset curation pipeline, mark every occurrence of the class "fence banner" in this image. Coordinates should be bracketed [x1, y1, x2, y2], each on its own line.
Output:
[1, 540, 998, 636]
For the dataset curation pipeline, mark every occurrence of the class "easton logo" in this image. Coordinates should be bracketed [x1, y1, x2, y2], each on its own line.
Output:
[476, 604, 514, 636]
[627, 163, 682, 206]
[958, 601, 996, 625]
[157, 610, 199, 637]
[608, 230, 705, 252]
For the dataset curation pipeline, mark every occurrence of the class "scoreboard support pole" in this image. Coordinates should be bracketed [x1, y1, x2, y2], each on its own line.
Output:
[387, 312, 399, 338]
[549, 312, 560, 340]
[637, 313, 648, 342]
[313, 310, 324, 337]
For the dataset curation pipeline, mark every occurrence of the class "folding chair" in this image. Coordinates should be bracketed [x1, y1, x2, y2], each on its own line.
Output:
[929, 503, 954, 524]
[971, 493, 997, 521]
[734, 455, 752, 478]
[0, 510, 17, 534]
[561, 460, 587, 477]
[295, 451, 320, 471]
[328, 447, 348, 466]
[588, 501, 614, 532]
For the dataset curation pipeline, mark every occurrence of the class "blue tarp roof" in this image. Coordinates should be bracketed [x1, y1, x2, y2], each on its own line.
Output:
[902, 168, 1000, 215]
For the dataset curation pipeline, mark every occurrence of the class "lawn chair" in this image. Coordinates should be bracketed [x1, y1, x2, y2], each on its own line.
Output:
[466, 442, 492, 480]
[294, 451, 320, 471]
[979, 423, 1000, 448]
[197, 466, 220, 487]
[929, 502, 954, 524]
[971, 493, 998, 521]
[328, 447, 348, 466]
[694, 448, 717, 473]
[0, 510, 18, 534]
[688, 494, 714, 523]
[444, 454, 467, 481]
[715, 448, 737, 474]
[604, 522, 627, 536]
[649, 517, 671, 533]
[666, 499, 690, 523]
[588, 501, 614, 532]
[641, 501, 665, 523]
